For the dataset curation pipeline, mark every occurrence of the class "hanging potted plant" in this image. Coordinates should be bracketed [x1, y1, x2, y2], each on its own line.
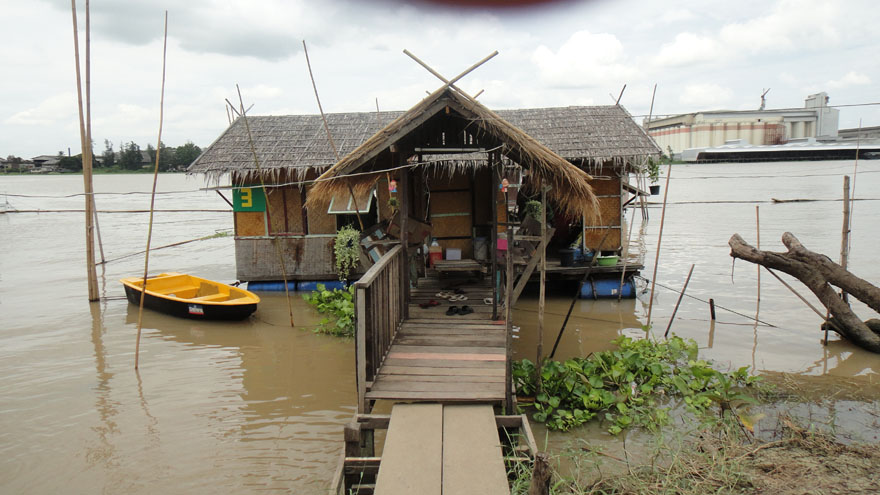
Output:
[334, 225, 361, 283]
[646, 158, 661, 196]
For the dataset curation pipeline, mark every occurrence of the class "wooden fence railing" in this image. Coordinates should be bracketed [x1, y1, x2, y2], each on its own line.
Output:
[354, 244, 404, 413]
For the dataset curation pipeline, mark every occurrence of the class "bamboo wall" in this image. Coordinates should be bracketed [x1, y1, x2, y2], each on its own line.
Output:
[583, 175, 622, 251]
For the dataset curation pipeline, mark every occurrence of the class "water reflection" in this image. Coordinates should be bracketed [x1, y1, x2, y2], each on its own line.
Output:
[87, 301, 118, 469]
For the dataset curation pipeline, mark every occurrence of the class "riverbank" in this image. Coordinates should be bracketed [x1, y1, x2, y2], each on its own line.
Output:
[516, 372, 880, 494]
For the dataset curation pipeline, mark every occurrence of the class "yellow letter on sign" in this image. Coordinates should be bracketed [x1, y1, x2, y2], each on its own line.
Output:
[241, 188, 253, 208]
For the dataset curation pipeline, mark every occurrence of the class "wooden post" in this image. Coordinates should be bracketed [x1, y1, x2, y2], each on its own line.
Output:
[491, 156, 499, 320]
[536, 182, 547, 393]
[709, 298, 716, 320]
[646, 163, 672, 328]
[355, 286, 367, 413]
[505, 224, 514, 414]
[528, 452, 551, 495]
[399, 158, 410, 319]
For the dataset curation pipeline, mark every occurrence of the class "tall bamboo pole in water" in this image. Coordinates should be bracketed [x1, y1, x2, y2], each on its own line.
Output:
[70, 0, 98, 301]
[134, 11, 168, 370]
[645, 163, 672, 328]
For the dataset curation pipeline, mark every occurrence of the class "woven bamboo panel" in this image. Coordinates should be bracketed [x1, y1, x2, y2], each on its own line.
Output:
[235, 211, 265, 237]
[589, 177, 620, 196]
[285, 187, 305, 233]
[433, 214, 472, 239]
[431, 191, 470, 215]
[584, 228, 621, 251]
[594, 197, 621, 227]
[266, 188, 286, 234]
[306, 186, 337, 234]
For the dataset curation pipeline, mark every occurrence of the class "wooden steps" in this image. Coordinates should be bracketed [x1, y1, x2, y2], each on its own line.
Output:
[374, 404, 509, 495]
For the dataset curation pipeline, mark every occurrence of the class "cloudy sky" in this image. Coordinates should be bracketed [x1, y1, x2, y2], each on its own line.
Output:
[2, 0, 877, 159]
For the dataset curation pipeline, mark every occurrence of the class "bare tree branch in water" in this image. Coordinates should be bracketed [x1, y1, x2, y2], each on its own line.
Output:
[729, 232, 880, 353]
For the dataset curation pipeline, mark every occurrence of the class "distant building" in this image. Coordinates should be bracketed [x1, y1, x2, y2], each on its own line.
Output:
[31, 155, 61, 173]
[645, 92, 840, 155]
[838, 125, 880, 142]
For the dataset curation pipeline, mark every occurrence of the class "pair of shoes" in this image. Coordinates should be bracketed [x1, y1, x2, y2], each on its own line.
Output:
[483, 297, 493, 305]
[449, 294, 468, 302]
[436, 291, 453, 299]
[453, 288, 466, 295]
[418, 299, 440, 309]
[446, 305, 474, 316]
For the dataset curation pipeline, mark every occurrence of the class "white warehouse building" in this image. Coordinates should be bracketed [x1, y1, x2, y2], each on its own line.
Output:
[645, 92, 839, 155]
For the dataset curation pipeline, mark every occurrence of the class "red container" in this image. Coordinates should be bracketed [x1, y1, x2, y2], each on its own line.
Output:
[429, 251, 442, 267]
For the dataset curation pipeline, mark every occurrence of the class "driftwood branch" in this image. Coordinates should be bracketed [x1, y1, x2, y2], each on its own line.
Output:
[729, 232, 880, 353]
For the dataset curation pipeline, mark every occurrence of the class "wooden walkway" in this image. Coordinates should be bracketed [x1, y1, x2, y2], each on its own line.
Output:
[364, 277, 507, 404]
[374, 403, 509, 495]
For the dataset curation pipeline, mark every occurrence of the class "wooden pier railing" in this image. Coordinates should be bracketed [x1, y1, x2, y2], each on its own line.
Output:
[354, 244, 404, 413]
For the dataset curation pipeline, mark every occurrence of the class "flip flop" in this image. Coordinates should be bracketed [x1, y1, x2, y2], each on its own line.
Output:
[436, 291, 453, 299]
[483, 297, 493, 305]
[449, 294, 468, 302]
[459, 305, 474, 315]
[418, 299, 440, 309]
[446, 306, 460, 316]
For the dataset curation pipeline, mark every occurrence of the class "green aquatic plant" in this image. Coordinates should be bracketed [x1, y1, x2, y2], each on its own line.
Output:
[303, 284, 355, 337]
[513, 335, 762, 433]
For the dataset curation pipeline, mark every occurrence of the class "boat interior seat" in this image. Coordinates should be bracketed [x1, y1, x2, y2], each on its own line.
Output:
[190, 293, 231, 302]
[154, 285, 199, 297]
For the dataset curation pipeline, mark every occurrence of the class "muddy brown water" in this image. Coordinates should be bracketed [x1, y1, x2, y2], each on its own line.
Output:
[1, 162, 879, 492]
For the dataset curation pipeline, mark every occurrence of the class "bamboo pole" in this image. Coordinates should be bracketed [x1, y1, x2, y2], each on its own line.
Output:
[617, 208, 636, 301]
[134, 11, 168, 370]
[536, 181, 547, 394]
[840, 175, 851, 303]
[664, 264, 694, 338]
[84, 1, 104, 266]
[302, 40, 364, 231]
[645, 163, 672, 328]
[70, 0, 98, 301]
[236, 85, 296, 327]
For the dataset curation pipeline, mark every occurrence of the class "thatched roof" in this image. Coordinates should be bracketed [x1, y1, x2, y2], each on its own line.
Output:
[188, 99, 660, 183]
[310, 87, 607, 219]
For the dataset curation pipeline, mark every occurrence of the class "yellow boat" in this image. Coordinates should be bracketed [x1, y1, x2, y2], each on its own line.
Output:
[120, 272, 260, 320]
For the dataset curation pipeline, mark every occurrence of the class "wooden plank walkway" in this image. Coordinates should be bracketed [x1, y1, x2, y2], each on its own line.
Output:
[364, 277, 507, 404]
[374, 403, 509, 495]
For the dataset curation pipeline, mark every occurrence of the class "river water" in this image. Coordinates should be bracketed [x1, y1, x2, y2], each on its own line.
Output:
[1, 162, 878, 493]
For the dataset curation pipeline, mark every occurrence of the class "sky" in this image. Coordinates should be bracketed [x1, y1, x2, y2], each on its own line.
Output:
[2, 0, 878, 159]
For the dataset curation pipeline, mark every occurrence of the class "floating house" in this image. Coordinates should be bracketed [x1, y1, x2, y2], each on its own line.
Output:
[188, 90, 660, 288]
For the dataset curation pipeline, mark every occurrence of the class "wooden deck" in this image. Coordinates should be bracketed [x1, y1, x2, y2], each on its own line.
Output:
[374, 403, 509, 495]
[364, 277, 507, 404]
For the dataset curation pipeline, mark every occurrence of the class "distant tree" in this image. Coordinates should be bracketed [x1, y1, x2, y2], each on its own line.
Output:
[171, 141, 201, 169]
[59, 154, 83, 172]
[119, 141, 142, 170]
[101, 139, 115, 168]
[146, 143, 156, 166]
[157, 141, 172, 172]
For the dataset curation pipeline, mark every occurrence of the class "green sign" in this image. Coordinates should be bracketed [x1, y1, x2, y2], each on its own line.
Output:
[232, 186, 266, 212]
